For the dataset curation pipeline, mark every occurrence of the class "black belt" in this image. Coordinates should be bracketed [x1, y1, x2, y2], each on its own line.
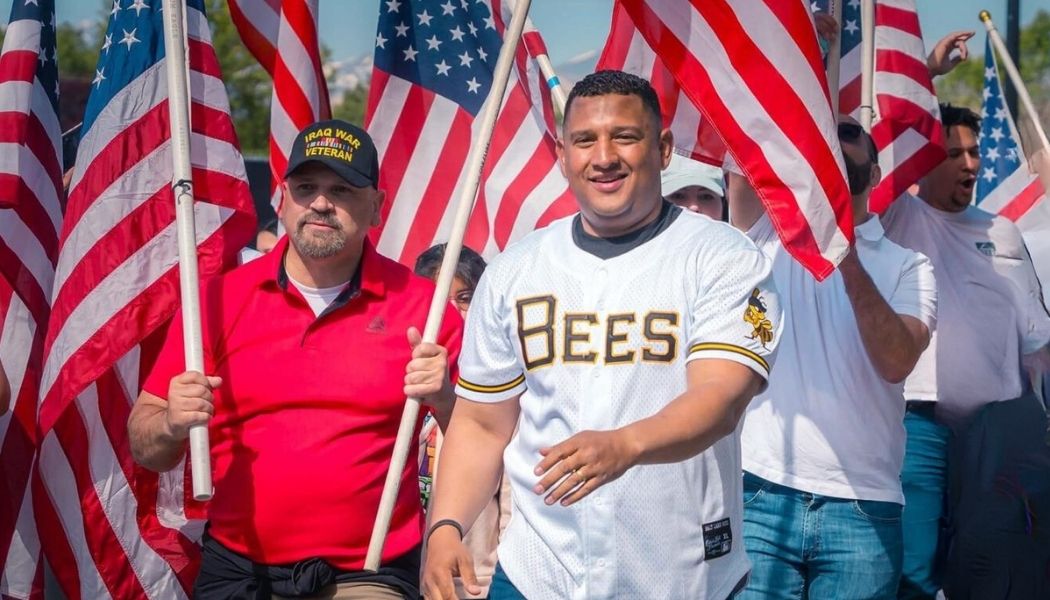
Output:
[193, 531, 419, 599]
[906, 400, 937, 415]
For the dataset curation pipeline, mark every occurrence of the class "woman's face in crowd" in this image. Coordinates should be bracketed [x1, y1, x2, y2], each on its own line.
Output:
[448, 276, 473, 317]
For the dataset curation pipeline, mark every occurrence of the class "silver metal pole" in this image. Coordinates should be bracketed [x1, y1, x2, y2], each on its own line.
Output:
[859, 0, 876, 130]
[162, 0, 212, 501]
[826, 0, 843, 116]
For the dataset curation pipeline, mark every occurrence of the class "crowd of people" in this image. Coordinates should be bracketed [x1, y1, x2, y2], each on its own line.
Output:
[113, 22, 1050, 600]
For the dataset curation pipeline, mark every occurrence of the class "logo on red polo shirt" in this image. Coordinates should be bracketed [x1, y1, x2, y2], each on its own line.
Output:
[367, 316, 386, 333]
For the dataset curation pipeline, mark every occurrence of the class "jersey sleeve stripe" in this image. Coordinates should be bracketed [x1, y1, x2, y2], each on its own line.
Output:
[688, 342, 770, 373]
[457, 373, 526, 394]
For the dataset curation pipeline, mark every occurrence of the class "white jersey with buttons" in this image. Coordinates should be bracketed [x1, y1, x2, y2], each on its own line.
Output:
[455, 208, 781, 600]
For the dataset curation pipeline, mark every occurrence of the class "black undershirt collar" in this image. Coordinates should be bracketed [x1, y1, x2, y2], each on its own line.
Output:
[572, 200, 682, 260]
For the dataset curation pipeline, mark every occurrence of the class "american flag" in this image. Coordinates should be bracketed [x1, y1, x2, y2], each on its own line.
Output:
[229, 0, 330, 206]
[814, 0, 945, 213]
[973, 35, 1049, 285]
[365, 0, 576, 264]
[596, 1, 726, 166]
[815, 0, 863, 115]
[610, 0, 853, 280]
[0, 0, 61, 595]
[33, 0, 255, 597]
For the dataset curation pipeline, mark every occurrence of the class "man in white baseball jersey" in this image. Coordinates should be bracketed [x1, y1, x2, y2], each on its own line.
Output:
[421, 70, 782, 600]
[730, 118, 937, 599]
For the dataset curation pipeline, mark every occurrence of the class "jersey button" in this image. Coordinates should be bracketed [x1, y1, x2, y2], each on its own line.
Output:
[596, 558, 607, 567]
[594, 267, 608, 288]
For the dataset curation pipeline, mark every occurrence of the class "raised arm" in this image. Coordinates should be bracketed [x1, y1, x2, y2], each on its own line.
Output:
[838, 250, 931, 383]
[927, 31, 974, 78]
[727, 171, 767, 232]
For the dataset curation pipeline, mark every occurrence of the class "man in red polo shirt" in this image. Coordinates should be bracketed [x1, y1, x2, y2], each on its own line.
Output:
[128, 120, 463, 599]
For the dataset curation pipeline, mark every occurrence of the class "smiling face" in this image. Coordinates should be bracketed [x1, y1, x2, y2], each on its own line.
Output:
[557, 93, 673, 237]
[279, 162, 382, 262]
[922, 124, 980, 212]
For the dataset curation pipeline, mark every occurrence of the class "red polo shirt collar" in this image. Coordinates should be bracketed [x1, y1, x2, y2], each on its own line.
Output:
[263, 235, 387, 300]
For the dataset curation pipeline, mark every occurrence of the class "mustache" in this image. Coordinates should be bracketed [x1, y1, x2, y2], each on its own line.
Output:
[297, 211, 342, 230]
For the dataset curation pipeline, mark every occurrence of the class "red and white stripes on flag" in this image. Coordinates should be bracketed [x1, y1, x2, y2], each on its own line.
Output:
[0, 0, 60, 597]
[597, 1, 727, 166]
[33, 1, 255, 597]
[980, 165, 1046, 223]
[365, 0, 576, 265]
[615, 0, 853, 279]
[978, 164, 1049, 286]
[867, 0, 945, 213]
[229, 0, 330, 204]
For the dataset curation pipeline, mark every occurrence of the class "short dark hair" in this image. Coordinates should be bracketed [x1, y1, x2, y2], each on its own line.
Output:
[564, 70, 662, 129]
[413, 244, 487, 291]
[939, 103, 980, 135]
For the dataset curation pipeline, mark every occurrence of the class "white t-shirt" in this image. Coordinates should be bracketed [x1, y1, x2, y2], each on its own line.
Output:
[882, 194, 1050, 421]
[455, 209, 781, 600]
[287, 275, 348, 317]
[741, 214, 936, 504]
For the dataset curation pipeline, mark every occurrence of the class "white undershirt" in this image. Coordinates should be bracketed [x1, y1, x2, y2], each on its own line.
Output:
[287, 275, 349, 317]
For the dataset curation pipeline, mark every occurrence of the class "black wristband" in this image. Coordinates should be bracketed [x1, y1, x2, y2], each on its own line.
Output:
[426, 519, 464, 546]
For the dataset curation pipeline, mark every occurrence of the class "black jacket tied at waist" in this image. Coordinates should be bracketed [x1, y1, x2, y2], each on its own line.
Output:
[193, 531, 420, 599]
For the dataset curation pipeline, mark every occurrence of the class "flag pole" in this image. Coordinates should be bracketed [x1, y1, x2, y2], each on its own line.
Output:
[363, 0, 534, 570]
[980, 10, 1050, 154]
[826, 0, 843, 116]
[161, 0, 212, 501]
[523, 18, 567, 114]
[859, 0, 876, 130]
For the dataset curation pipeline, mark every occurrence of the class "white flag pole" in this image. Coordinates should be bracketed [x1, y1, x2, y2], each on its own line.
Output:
[523, 18, 567, 115]
[859, 0, 876, 130]
[364, 0, 534, 570]
[162, 0, 212, 501]
[980, 10, 1050, 154]
[826, 0, 843, 116]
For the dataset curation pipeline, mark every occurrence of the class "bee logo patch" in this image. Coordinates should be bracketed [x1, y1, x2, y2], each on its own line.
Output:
[743, 288, 774, 349]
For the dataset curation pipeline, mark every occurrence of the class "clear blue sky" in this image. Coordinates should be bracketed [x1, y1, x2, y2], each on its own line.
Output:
[3, 0, 1045, 68]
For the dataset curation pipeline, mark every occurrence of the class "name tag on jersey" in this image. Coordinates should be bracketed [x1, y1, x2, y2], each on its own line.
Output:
[702, 518, 733, 561]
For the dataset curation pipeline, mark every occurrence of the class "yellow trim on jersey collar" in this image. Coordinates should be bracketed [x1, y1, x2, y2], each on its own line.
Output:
[689, 342, 770, 373]
[458, 374, 526, 394]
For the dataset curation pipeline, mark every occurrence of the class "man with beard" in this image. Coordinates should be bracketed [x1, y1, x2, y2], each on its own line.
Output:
[729, 117, 937, 599]
[128, 120, 463, 599]
[880, 104, 1050, 598]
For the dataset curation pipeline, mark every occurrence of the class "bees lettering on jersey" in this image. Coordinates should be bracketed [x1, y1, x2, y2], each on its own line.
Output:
[515, 296, 678, 370]
[743, 288, 773, 349]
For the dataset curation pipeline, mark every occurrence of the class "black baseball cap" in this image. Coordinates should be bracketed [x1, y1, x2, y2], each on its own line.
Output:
[284, 119, 379, 188]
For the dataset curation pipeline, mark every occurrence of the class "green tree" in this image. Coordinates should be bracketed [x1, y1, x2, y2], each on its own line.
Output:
[0, 18, 101, 77]
[56, 23, 104, 79]
[332, 84, 369, 126]
[936, 10, 1050, 112]
[203, 0, 271, 156]
[1019, 10, 1050, 93]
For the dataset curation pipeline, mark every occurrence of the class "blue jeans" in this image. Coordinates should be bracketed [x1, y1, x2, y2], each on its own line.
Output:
[898, 406, 950, 599]
[738, 472, 903, 600]
[489, 563, 527, 600]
